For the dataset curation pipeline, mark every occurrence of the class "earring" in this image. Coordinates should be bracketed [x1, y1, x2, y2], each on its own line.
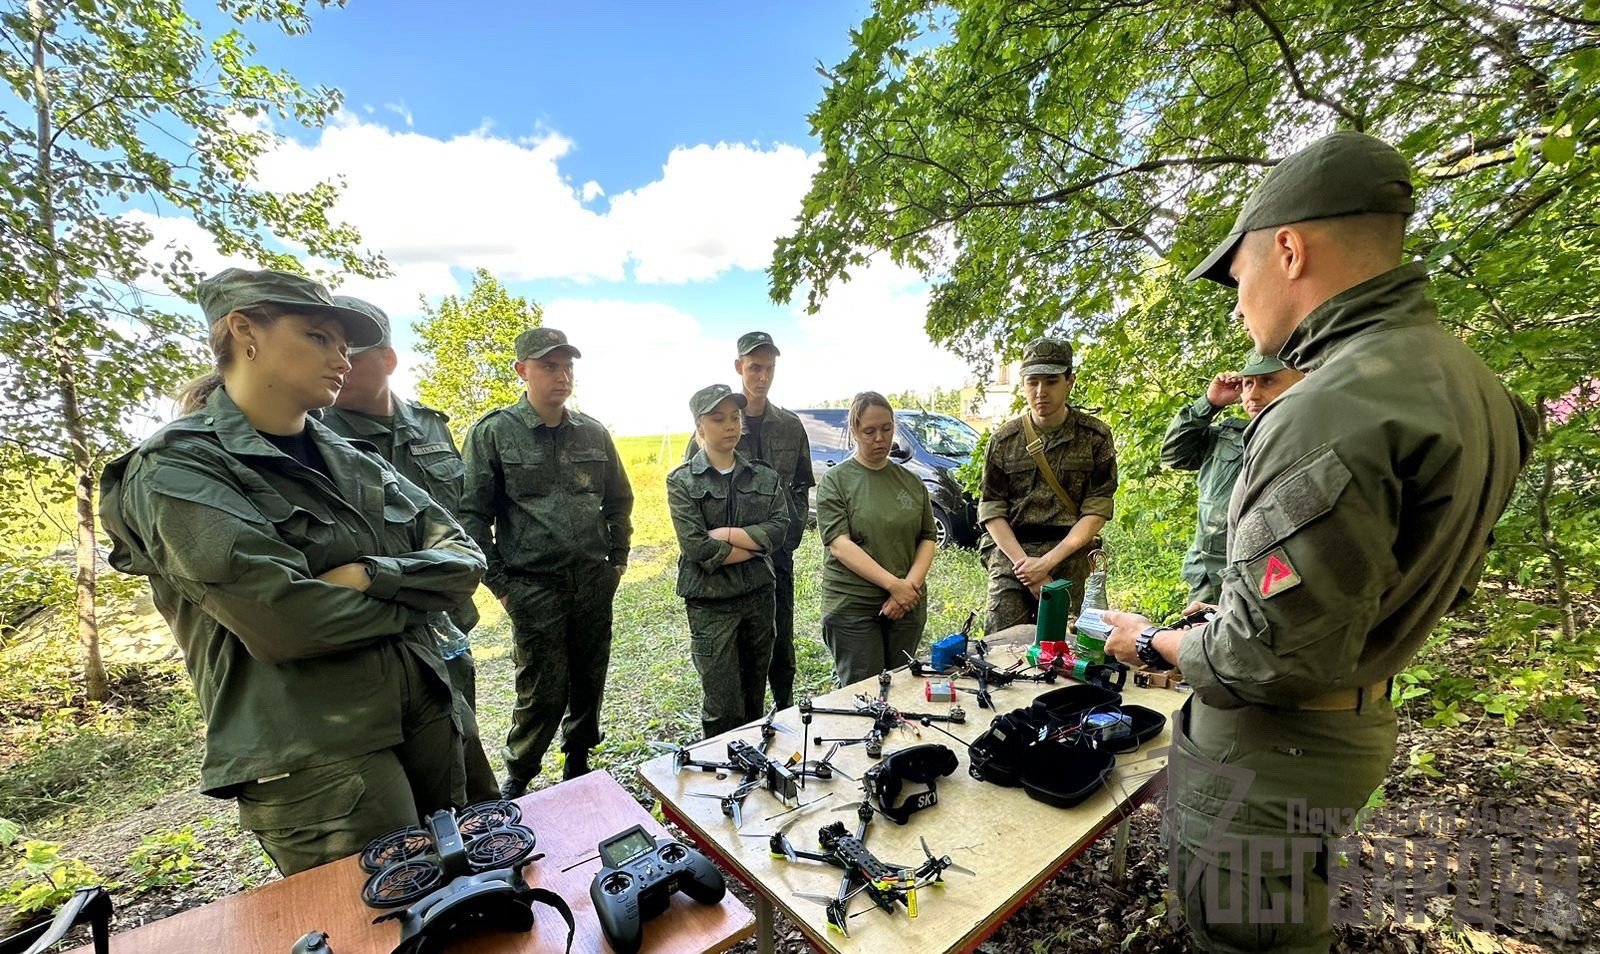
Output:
[245, 345, 257, 361]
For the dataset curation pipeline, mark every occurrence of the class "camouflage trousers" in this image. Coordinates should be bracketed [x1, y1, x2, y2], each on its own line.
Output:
[443, 650, 499, 803]
[1167, 696, 1397, 953]
[820, 603, 927, 688]
[237, 648, 464, 875]
[982, 539, 1091, 633]
[502, 569, 619, 780]
[685, 587, 776, 739]
[767, 549, 797, 711]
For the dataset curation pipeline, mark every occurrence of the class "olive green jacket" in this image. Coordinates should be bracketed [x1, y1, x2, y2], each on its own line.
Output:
[99, 388, 486, 795]
[684, 402, 812, 554]
[321, 399, 479, 633]
[666, 450, 791, 601]
[1178, 264, 1536, 708]
[458, 400, 634, 597]
[321, 399, 465, 517]
[1161, 397, 1248, 594]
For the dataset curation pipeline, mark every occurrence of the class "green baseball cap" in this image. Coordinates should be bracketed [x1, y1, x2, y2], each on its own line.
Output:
[1238, 351, 1287, 376]
[1020, 336, 1074, 376]
[195, 268, 385, 348]
[332, 295, 391, 353]
[515, 327, 581, 361]
[737, 331, 780, 356]
[1187, 131, 1416, 286]
[689, 383, 747, 419]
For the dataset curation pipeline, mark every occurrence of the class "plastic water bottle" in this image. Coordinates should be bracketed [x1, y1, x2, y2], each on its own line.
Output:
[428, 612, 471, 660]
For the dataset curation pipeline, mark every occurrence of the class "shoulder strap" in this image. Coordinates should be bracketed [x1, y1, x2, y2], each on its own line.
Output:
[1020, 414, 1075, 511]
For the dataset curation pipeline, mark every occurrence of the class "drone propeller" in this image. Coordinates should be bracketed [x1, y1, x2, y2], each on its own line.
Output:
[918, 836, 976, 876]
[647, 740, 690, 775]
[793, 892, 835, 907]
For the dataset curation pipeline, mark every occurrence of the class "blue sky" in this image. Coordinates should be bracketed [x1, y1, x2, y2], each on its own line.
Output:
[135, 0, 973, 433]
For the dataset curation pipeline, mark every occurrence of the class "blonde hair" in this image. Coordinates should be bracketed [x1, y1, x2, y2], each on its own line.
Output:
[176, 304, 292, 412]
[848, 391, 894, 431]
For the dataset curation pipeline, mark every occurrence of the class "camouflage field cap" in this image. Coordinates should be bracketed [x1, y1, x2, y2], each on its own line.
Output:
[1187, 131, 1416, 287]
[689, 383, 747, 419]
[737, 331, 780, 356]
[1020, 336, 1074, 377]
[516, 327, 582, 361]
[332, 295, 390, 353]
[196, 268, 385, 348]
[1238, 351, 1288, 376]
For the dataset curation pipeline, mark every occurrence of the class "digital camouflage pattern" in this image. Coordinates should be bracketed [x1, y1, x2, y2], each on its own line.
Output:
[666, 450, 790, 601]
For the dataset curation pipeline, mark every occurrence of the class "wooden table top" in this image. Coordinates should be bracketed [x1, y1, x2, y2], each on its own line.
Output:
[639, 628, 1184, 954]
[69, 770, 753, 954]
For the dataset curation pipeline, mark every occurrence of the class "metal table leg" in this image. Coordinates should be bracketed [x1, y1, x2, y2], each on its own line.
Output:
[1111, 817, 1130, 883]
[757, 894, 775, 954]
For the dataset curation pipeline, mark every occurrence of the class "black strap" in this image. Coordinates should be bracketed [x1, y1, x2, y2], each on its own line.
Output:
[524, 886, 576, 954]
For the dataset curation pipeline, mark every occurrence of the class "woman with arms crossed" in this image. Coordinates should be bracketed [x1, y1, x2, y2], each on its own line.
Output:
[100, 268, 486, 874]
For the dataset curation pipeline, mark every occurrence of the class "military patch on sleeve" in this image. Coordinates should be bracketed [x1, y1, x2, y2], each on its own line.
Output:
[1249, 547, 1302, 599]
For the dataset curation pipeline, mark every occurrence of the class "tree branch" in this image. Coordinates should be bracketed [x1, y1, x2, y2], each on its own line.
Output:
[1242, 0, 1365, 129]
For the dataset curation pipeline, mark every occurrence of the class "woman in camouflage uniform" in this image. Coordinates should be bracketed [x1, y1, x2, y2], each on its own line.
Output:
[666, 385, 791, 738]
[99, 268, 486, 875]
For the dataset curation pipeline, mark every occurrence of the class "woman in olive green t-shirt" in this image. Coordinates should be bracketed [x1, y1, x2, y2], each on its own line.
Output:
[814, 392, 938, 686]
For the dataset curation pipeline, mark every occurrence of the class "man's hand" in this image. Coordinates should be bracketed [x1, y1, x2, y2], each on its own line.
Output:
[1013, 554, 1056, 588]
[1180, 599, 1218, 621]
[317, 562, 372, 592]
[1100, 609, 1154, 667]
[1025, 574, 1053, 599]
[1206, 373, 1243, 408]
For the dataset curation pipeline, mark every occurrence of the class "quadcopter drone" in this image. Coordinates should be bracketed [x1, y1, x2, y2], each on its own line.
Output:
[747, 766, 973, 937]
[359, 800, 540, 909]
[650, 708, 848, 828]
[805, 670, 967, 758]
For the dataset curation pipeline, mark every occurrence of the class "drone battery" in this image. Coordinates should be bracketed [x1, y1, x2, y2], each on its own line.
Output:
[924, 679, 956, 703]
[930, 632, 966, 671]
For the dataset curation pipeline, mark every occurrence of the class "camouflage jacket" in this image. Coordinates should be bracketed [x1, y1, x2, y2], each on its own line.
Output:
[458, 400, 634, 596]
[1161, 397, 1249, 593]
[977, 407, 1118, 531]
[684, 402, 812, 553]
[666, 450, 791, 601]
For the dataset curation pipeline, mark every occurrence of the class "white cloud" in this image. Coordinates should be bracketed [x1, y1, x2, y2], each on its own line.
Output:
[606, 142, 819, 283]
[580, 180, 604, 202]
[382, 101, 415, 128]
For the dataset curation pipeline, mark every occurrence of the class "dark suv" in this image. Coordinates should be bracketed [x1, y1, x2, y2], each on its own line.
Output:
[795, 408, 982, 548]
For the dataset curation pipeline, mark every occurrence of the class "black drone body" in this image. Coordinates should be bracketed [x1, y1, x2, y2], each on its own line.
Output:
[652, 709, 845, 828]
[805, 670, 967, 757]
[765, 797, 971, 937]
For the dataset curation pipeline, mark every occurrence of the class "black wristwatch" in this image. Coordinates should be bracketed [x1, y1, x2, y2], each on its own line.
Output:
[1135, 626, 1175, 671]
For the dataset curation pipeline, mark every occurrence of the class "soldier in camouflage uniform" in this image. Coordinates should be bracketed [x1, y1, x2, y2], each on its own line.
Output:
[100, 268, 484, 875]
[319, 295, 498, 802]
[458, 328, 634, 798]
[977, 337, 1118, 630]
[683, 331, 813, 710]
[1105, 132, 1533, 954]
[1161, 351, 1304, 604]
[668, 384, 792, 738]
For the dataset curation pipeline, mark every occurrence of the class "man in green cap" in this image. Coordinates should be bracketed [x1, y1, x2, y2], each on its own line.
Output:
[682, 331, 813, 710]
[319, 295, 499, 802]
[1102, 131, 1534, 954]
[1161, 352, 1305, 603]
[458, 327, 634, 798]
[668, 384, 791, 737]
[977, 335, 1118, 630]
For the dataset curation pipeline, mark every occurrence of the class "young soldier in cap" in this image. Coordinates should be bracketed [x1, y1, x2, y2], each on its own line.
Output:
[976, 336, 1117, 630]
[100, 268, 485, 874]
[667, 384, 792, 737]
[319, 295, 499, 802]
[683, 331, 813, 710]
[1103, 131, 1534, 954]
[1161, 351, 1305, 603]
[458, 328, 634, 798]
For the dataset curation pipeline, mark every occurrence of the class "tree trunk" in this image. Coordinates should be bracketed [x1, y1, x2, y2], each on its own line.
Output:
[31, 0, 107, 702]
[1533, 402, 1577, 643]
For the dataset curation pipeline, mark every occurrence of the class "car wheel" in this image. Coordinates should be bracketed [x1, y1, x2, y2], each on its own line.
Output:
[931, 506, 952, 548]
